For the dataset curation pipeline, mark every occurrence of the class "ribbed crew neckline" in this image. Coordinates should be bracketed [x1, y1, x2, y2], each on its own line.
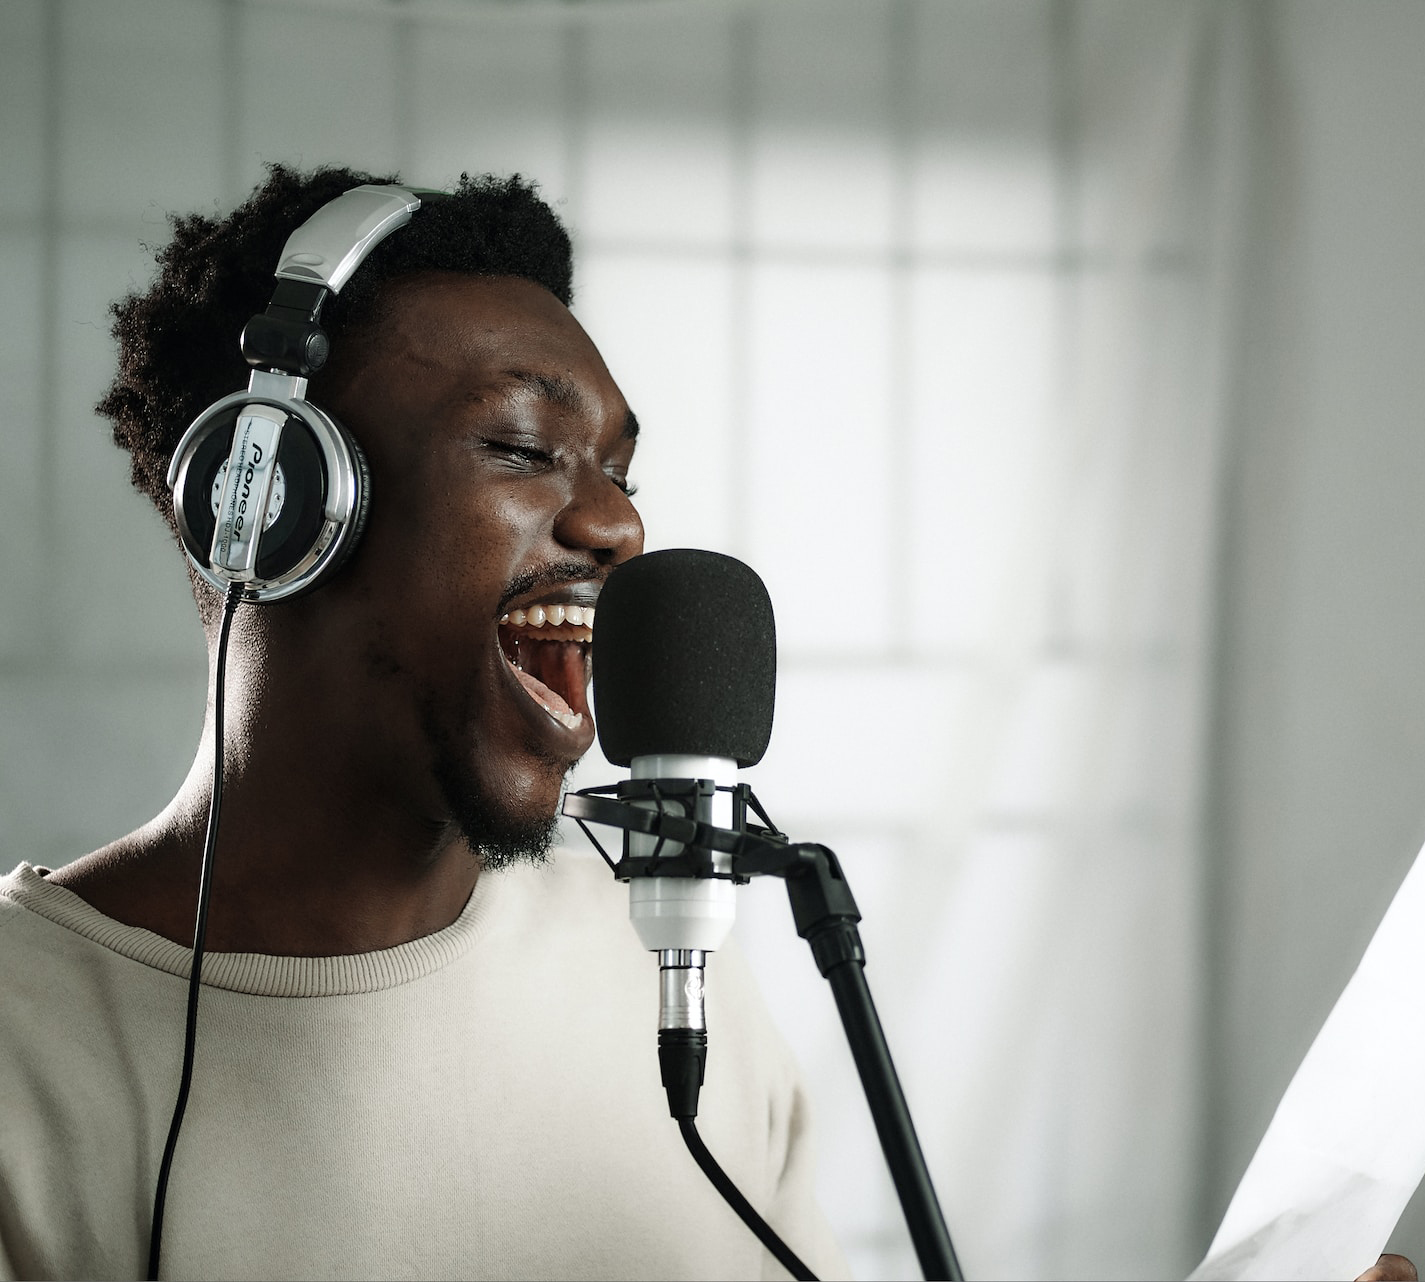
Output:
[0, 862, 504, 998]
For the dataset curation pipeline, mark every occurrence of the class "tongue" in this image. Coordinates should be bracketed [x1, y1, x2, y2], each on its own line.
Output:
[510, 663, 574, 717]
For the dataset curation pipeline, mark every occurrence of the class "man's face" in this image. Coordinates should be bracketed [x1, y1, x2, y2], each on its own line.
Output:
[306, 272, 643, 865]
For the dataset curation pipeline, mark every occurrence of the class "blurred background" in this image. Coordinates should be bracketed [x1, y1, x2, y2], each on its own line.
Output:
[4, 0, 1425, 1277]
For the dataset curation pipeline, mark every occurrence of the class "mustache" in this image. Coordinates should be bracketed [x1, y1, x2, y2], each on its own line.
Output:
[497, 560, 608, 615]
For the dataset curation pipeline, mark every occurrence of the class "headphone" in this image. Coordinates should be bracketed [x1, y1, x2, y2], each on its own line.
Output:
[166, 184, 428, 602]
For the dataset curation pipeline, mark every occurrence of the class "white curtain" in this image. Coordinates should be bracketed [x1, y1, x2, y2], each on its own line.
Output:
[567, 3, 1252, 1277]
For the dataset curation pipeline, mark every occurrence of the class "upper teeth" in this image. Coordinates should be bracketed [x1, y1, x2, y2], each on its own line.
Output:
[500, 604, 594, 629]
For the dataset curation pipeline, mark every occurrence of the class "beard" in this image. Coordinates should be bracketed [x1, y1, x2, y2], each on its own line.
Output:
[420, 693, 562, 871]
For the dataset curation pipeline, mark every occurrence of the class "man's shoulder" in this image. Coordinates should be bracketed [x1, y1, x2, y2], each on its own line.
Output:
[0, 859, 155, 961]
[0, 861, 172, 1099]
[0, 864, 32, 958]
[1, 862, 133, 992]
[0, 861, 65, 947]
[0, 859, 41, 895]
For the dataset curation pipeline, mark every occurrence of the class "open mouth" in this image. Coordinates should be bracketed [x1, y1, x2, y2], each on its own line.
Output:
[497, 603, 596, 733]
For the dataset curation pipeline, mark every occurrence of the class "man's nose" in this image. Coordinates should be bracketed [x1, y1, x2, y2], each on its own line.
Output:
[553, 469, 644, 565]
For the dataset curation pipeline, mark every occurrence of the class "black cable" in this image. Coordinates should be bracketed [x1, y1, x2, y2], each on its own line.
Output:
[676, 1116, 818, 1282]
[146, 583, 243, 1281]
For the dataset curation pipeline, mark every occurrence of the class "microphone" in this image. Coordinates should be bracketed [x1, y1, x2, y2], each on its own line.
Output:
[590, 547, 776, 1117]
[573, 550, 961, 1282]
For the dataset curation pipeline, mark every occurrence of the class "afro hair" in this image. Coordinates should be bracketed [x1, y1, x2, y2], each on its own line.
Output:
[98, 163, 574, 533]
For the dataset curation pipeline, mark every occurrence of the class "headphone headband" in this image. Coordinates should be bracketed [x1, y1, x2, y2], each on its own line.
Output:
[240, 185, 423, 378]
[273, 184, 422, 294]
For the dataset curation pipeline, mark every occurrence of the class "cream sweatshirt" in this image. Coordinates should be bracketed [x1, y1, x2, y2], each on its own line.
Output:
[0, 850, 848, 1281]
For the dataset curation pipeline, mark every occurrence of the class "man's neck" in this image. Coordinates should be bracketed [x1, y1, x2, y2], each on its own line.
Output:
[47, 735, 482, 957]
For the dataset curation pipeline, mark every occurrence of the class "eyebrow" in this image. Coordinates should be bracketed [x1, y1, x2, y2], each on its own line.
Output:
[500, 368, 640, 441]
[502, 369, 583, 412]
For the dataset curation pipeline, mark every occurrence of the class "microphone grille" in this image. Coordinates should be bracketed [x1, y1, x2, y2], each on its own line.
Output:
[593, 548, 776, 768]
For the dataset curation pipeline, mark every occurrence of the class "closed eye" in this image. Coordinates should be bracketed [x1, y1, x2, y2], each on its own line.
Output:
[482, 439, 553, 470]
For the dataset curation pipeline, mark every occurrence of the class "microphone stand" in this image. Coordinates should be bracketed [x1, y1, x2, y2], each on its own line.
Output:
[563, 785, 965, 1282]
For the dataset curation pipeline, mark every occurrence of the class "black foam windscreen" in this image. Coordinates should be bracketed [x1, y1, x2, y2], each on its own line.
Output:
[593, 548, 776, 768]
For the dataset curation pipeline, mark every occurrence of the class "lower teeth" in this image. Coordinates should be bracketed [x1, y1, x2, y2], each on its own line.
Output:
[550, 708, 584, 731]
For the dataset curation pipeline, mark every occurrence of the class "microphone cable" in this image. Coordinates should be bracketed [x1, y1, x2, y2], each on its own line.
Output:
[146, 581, 243, 1281]
[676, 1115, 818, 1281]
[657, 1007, 818, 1281]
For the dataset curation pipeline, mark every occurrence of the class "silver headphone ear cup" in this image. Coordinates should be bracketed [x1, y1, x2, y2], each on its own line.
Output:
[169, 394, 369, 602]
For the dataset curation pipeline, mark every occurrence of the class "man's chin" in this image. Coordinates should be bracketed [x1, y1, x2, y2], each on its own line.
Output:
[472, 811, 559, 872]
[421, 696, 566, 870]
[437, 766, 562, 872]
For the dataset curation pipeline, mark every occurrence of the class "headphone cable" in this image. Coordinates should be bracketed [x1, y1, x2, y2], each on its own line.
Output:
[146, 582, 243, 1281]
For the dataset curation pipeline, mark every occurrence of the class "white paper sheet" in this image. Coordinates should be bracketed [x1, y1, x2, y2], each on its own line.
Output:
[1190, 843, 1425, 1280]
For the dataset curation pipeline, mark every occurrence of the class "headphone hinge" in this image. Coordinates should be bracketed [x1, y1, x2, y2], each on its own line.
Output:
[268, 278, 329, 321]
[240, 279, 331, 376]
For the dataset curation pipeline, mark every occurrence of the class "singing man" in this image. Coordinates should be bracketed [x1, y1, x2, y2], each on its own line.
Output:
[0, 165, 847, 1281]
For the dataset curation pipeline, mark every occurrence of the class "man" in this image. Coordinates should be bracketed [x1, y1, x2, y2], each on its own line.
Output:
[0, 166, 847, 1280]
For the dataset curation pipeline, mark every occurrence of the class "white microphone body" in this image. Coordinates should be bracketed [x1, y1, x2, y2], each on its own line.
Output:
[627, 753, 739, 954]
